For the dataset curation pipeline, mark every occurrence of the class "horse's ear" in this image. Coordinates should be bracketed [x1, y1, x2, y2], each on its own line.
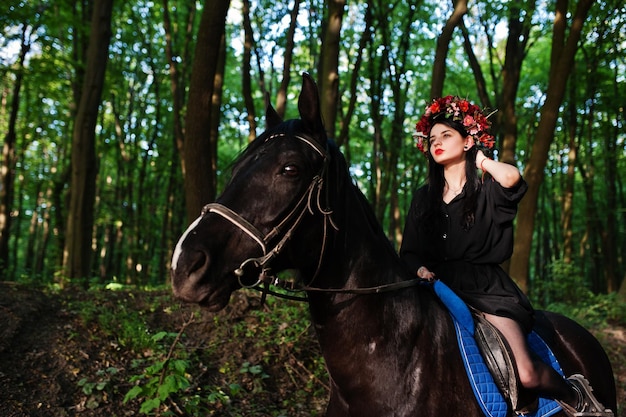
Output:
[298, 72, 326, 139]
[265, 92, 283, 128]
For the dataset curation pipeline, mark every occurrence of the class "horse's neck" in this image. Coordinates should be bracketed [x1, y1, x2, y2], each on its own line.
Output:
[306, 185, 419, 317]
[338, 188, 406, 286]
[325, 190, 407, 288]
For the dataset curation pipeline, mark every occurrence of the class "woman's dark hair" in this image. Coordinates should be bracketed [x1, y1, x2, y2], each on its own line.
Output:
[418, 119, 482, 231]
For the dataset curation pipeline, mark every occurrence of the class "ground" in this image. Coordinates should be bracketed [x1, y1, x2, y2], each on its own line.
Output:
[0, 281, 624, 416]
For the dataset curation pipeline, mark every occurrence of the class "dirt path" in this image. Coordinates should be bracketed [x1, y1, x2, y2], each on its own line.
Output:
[0, 283, 75, 416]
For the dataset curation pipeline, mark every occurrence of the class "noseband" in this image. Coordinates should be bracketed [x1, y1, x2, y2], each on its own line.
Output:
[200, 133, 338, 293]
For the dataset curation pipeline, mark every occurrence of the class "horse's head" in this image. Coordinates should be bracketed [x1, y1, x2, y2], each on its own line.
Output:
[171, 73, 335, 311]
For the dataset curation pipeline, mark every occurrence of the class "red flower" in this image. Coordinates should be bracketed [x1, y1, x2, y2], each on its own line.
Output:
[414, 96, 495, 155]
[462, 115, 475, 128]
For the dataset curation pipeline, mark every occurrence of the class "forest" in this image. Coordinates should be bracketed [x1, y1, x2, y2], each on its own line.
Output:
[1, 0, 626, 416]
[0, 0, 624, 299]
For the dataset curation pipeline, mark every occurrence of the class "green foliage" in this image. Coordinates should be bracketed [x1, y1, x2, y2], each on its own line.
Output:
[63, 287, 235, 414]
[533, 260, 626, 328]
[238, 361, 269, 394]
[543, 291, 626, 330]
[124, 331, 196, 415]
[70, 289, 157, 352]
[534, 260, 591, 305]
[228, 293, 328, 400]
[77, 367, 120, 410]
[66, 289, 199, 413]
[121, 302, 323, 416]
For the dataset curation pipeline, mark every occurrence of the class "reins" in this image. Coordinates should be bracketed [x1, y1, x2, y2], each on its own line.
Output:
[250, 272, 429, 303]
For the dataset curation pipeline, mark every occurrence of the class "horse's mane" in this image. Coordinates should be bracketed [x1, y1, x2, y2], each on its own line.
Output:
[326, 140, 403, 263]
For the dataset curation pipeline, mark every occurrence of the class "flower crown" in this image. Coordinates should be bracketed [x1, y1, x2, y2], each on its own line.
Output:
[414, 95, 496, 154]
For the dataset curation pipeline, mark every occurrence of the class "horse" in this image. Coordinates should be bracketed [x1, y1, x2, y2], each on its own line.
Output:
[170, 73, 616, 416]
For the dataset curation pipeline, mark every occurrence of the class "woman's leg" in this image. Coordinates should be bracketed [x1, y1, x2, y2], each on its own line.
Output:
[482, 313, 577, 404]
[483, 313, 614, 416]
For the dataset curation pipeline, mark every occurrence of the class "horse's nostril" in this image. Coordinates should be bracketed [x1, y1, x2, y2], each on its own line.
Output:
[188, 250, 210, 276]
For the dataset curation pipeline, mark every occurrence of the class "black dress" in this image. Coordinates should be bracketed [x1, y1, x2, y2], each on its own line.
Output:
[400, 178, 534, 332]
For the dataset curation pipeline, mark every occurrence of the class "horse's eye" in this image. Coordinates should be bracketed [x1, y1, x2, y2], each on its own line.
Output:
[282, 164, 299, 177]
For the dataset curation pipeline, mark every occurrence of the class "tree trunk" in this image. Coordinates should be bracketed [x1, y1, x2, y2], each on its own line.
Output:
[498, 0, 535, 165]
[378, 1, 415, 247]
[430, 0, 468, 99]
[561, 84, 578, 264]
[242, 0, 257, 140]
[509, 0, 594, 292]
[209, 34, 226, 191]
[34, 187, 53, 276]
[182, 0, 230, 223]
[336, 2, 372, 153]
[0, 24, 31, 276]
[578, 160, 603, 292]
[63, 0, 114, 283]
[317, 0, 345, 140]
[367, 48, 383, 216]
[162, 0, 195, 177]
[25, 186, 44, 272]
[459, 20, 491, 108]
[602, 107, 619, 293]
[274, 0, 300, 118]
[162, 0, 195, 275]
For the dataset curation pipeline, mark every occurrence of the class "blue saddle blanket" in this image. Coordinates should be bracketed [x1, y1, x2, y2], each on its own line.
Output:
[433, 280, 564, 417]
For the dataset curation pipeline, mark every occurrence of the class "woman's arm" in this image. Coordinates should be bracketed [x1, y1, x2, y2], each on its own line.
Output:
[476, 150, 521, 188]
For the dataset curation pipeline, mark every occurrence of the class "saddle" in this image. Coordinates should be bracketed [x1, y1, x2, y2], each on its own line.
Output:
[431, 280, 562, 417]
[473, 309, 537, 414]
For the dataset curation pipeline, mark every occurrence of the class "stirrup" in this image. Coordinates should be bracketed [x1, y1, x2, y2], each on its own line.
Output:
[514, 397, 538, 415]
[557, 374, 614, 417]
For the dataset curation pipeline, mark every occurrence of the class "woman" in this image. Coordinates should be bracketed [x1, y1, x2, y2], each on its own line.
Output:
[400, 96, 612, 417]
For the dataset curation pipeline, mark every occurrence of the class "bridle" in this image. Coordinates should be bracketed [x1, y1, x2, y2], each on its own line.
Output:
[200, 133, 426, 303]
[200, 133, 337, 299]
